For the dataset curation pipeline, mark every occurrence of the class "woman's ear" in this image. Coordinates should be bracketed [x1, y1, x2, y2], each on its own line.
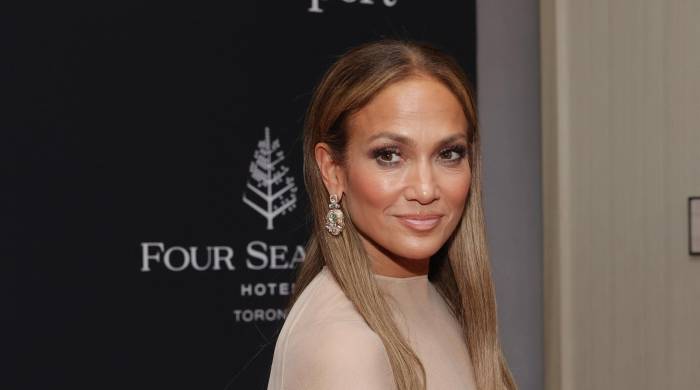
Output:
[314, 142, 345, 201]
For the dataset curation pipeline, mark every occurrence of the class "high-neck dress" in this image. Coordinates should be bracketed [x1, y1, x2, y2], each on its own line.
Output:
[266, 265, 477, 390]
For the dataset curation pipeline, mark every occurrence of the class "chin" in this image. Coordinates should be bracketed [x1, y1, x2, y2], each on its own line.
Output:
[389, 241, 443, 260]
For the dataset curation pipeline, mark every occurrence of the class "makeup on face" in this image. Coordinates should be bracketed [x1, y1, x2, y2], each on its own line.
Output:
[339, 76, 472, 277]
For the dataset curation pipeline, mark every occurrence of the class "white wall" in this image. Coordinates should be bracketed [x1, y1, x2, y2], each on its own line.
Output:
[541, 0, 700, 389]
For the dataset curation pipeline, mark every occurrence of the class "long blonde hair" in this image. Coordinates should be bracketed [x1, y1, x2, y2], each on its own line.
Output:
[286, 38, 517, 390]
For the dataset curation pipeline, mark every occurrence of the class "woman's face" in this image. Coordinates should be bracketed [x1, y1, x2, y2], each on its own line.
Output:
[316, 75, 471, 277]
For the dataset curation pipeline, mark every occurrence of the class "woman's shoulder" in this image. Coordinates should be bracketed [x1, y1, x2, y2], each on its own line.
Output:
[284, 266, 368, 327]
[268, 266, 394, 389]
[277, 319, 394, 389]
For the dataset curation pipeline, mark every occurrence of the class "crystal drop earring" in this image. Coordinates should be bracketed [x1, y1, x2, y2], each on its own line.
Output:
[325, 194, 344, 236]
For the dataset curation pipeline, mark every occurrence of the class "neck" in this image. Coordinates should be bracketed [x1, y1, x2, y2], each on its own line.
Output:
[371, 256, 429, 278]
[359, 234, 430, 278]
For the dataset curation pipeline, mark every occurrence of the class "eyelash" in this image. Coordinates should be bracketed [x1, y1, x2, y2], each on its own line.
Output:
[371, 144, 468, 167]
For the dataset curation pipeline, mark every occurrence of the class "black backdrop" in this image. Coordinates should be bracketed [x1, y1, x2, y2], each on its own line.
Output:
[5, 2, 476, 389]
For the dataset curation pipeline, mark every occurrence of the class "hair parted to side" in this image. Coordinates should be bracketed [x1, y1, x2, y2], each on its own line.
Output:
[286, 38, 517, 390]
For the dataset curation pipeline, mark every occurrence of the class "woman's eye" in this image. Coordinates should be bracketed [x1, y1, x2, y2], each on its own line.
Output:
[441, 150, 458, 160]
[377, 150, 400, 164]
[440, 146, 467, 162]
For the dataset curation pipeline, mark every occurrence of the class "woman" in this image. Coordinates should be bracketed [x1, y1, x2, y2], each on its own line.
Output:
[266, 39, 516, 390]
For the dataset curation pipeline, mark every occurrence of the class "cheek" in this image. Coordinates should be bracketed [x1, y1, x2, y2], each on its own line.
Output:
[441, 169, 472, 209]
[345, 165, 401, 214]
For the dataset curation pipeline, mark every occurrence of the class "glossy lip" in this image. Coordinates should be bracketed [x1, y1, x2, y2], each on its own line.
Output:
[395, 214, 443, 232]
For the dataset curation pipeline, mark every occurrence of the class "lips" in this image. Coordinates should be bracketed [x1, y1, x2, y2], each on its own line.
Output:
[395, 214, 443, 231]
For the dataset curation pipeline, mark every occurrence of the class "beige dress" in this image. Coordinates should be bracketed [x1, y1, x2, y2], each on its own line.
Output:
[266, 265, 477, 390]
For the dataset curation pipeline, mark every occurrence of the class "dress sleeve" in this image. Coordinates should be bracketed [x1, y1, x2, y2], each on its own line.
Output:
[278, 321, 397, 390]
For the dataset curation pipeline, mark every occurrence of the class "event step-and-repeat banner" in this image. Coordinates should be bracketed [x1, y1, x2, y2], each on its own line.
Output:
[6, 2, 475, 389]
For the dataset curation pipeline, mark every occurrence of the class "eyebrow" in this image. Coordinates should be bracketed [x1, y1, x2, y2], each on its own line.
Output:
[367, 131, 468, 147]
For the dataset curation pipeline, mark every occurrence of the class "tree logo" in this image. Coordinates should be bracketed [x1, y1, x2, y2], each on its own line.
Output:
[242, 126, 298, 230]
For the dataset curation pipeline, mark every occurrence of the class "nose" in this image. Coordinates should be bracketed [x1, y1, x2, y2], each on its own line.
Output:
[404, 159, 439, 204]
